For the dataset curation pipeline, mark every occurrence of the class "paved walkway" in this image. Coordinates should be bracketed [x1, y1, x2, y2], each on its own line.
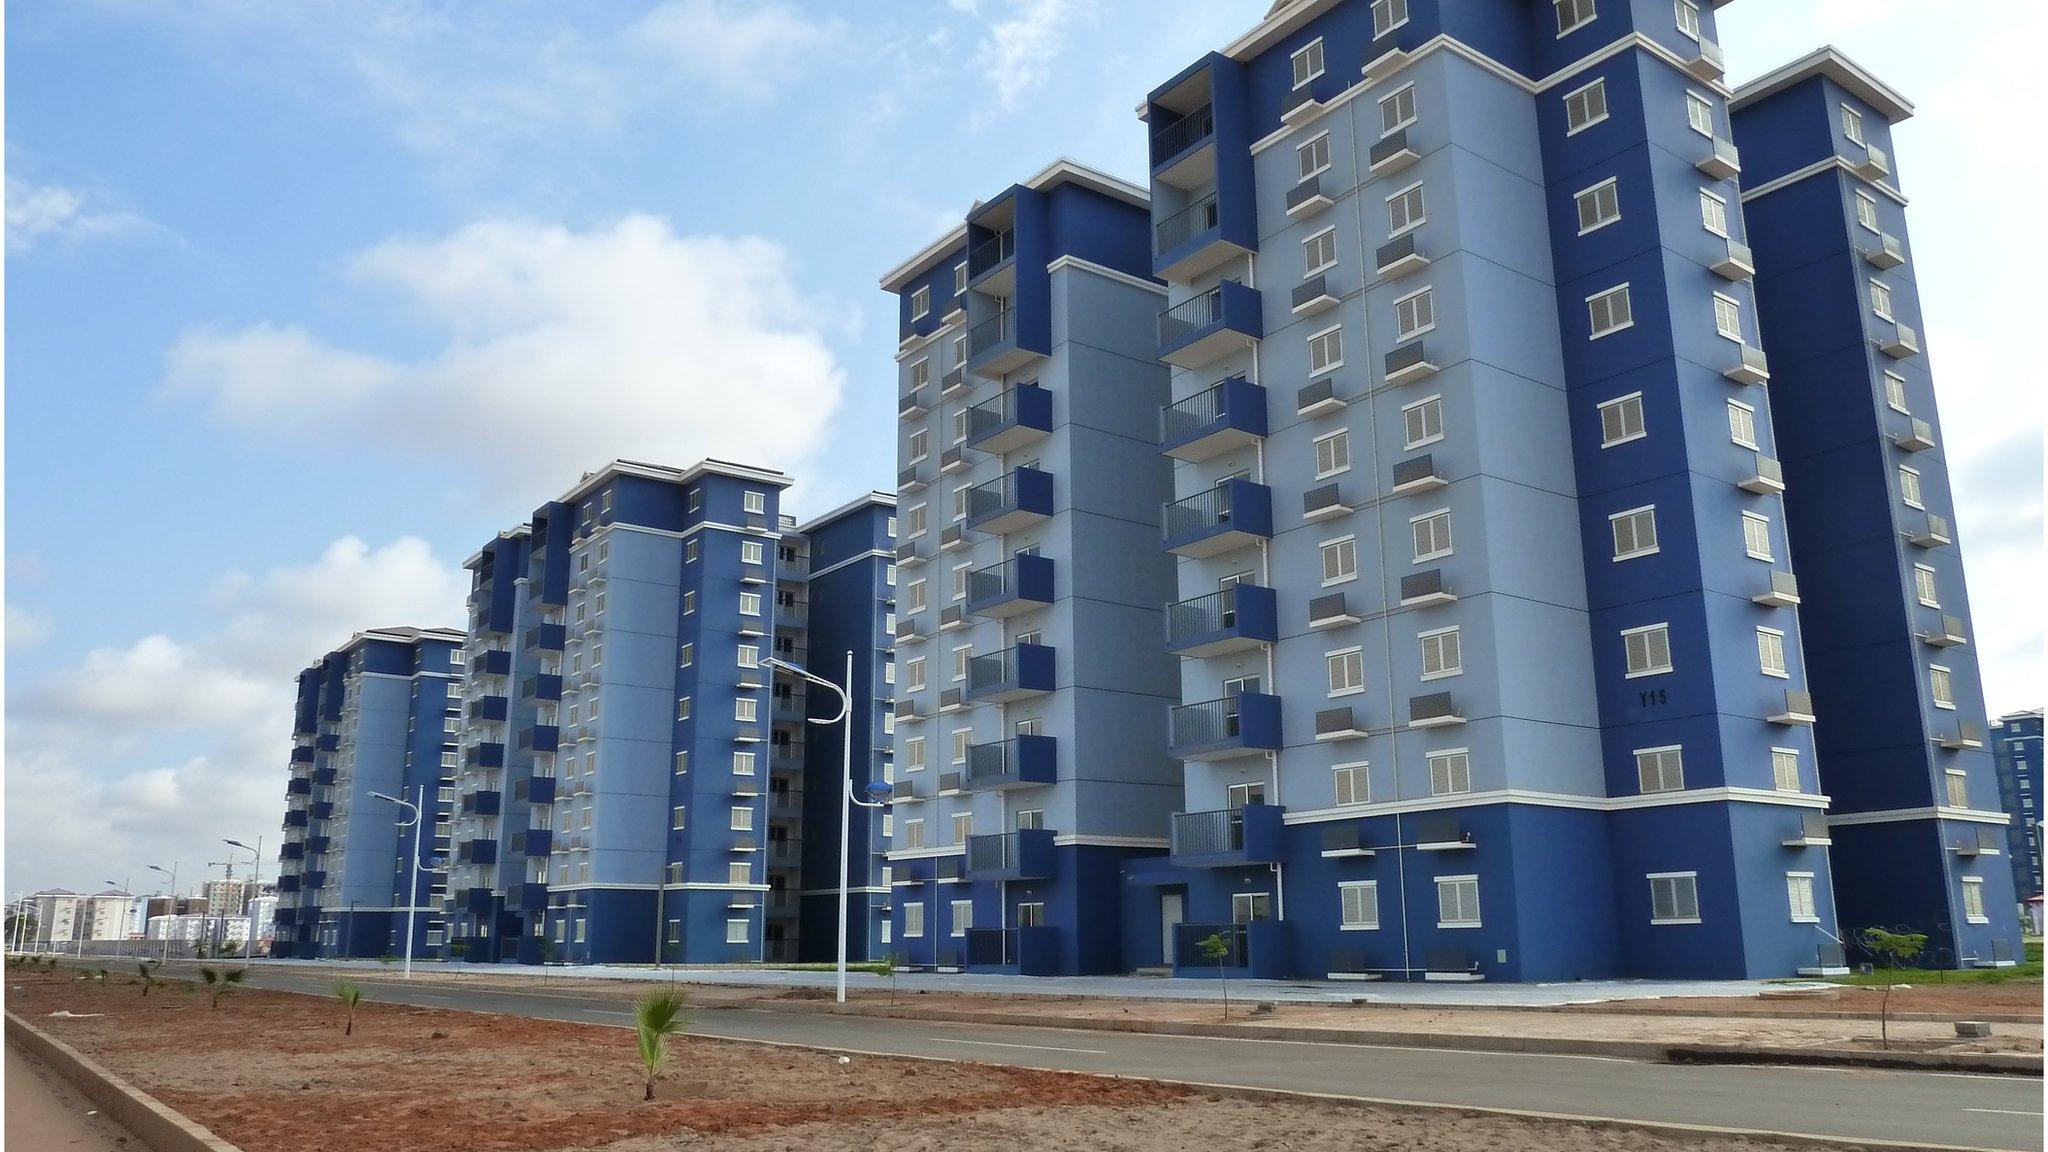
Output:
[4, 1040, 140, 1152]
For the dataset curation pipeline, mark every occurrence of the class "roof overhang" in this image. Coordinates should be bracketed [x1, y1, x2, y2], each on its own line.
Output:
[796, 490, 898, 534]
[880, 157, 1146, 291]
[1730, 45, 1914, 122]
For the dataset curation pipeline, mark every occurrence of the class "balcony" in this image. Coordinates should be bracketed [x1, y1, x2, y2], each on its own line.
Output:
[899, 387, 929, 420]
[470, 649, 512, 678]
[1155, 191, 1231, 280]
[1879, 323, 1920, 359]
[964, 734, 1057, 790]
[509, 828, 553, 857]
[525, 623, 565, 652]
[1768, 689, 1817, 726]
[1163, 478, 1273, 558]
[969, 308, 1037, 375]
[1158, 282, 1262, 370]
[964, 926, 1059, 975]
[279, 841, 305, 861]
[1285, 173, 1333, 219]
[1308, 591, 1361, 628]
[1316, 705, 1369, 741]
[940, 365, 969, 400]
[1160, 377, 1267, 462]
[1301, 483, 1353, 522]
[1697, 137, 1742, 180]
[1296, 378, 1345, 418]
[1737, 455, 1786, 494]
[1920, 614, 1969, 648]
[1682, 35, 1724, 79]
[1290, 273, 1339, 318]
[966, 828, 1056, 881]
[939, 444, 971, 476]
[1908, 513, 1952, 549]
[1723, 344, 1771, 386]
[1367, 127, 1419, 179]
[1710, 239, 1754, 281]
[276, 874, 300, 893]
[310, 799, 335, 820]
[1171, 920, 1286, 978]
[518, 883, 549, 912]
[316, 733, 340, 752]
[966, 554, 1055, 619]
[966, 384, 1053, 454]
[517, 724, 560, 754]
[314, 766, 337, 786]
[1170, 804, 1284, 868]
[304, 870, 327, 889]
[1893, 419, 1937, 452]
[459, 789, 502, 817]
[512, 775, 556, 805]
[1384, 340, 1438, 386]
[1938, 722, 1985, 752]
[457, 839, 499, 866]
[1150, 102, 1215, 176]
[1780, 811, 1832, 848]
[461, 887, 495, 916]
[1409, 692, 1466, 729]
[967, 228, 1016, 291]
[1851, 143, 1891, 182]
[1169, 692, 1282, 760]
[965, 466, 1054, 535]
[1166, 584, 1278, 658]
[286, 776, 313, 796]
[306, 835, 331, 855]
[520, 673, 563, 703]
[1376, 232, 1429, 279]
[465, 742, 506, 769]
[291, 746, 315, 764]
[965, 643, 1055, 704]
[1753, 570, 1802, 608]
[1864, 233, 1906, 269]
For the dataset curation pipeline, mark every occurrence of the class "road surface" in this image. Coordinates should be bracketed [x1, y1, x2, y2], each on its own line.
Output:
[5, 1039, 142, 1152]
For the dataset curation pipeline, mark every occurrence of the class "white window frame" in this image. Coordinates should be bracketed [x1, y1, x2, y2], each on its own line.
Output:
[1436, 874, 1481, 927]
[1297, 131, 1333, 182]
[1563, 76, 1608, 135]
[1610, 504, 1659, 561]
[1962, 876, 1988, 924]
[1855, 191, 1880, 233]
[1699, 189, 1729, 238]
[1326, 646, 1366, 697]
[1675, 0, 1701, 40]
[950, 898, 973, 937]
[1320, 535, 1359, 586]
[1727, 398, 1757, 449]
[1332, 762, 1370, 807]
[1786, 872, 1819, 923]
[1587, 283, 1633, 338]
[1402, 393, 1445, 449]
[1302, 226, 1338, 276]
[1428, 748, 1472, 797]
[1841, 104, 1865, 146]
[1313, 428, 1351, 480]
[903, 902, 925, 938]
[1648, 872, 1701, 925]
[1411, 508, 1453, 563]
[1371, 0, 1410, 39]
[1554, 0, 1597, 38]
[1339, 880, 1381, 931]
[910, 286, 931, 321]
[1393, 285, 1435, 341]
[1636, 745, 1685, 793]
[1883, 370, 1909, 413]
[1575, 176, 1621, 235]
[1599, 391, 1645, 447]
[1898, 464, 1924, 510]
[1742, 511, 1773, 561]
[1386, 181, 1426, 238]
[1623, 623, 1674, 679]
[1291, 37, 1325, 88]
[1307, 324, 1345, 377]
[1713, 292, 1744, 341]
[1912, 563, 1940, 608]
[1930, 664, 1956, 710]
[1772, 746, 1803, 793]
[1378, 83, 1417, 136]
[1757, 627, 1789, 678]
[1870, 277, 1894, 322]
[1686, 90, 1715, 137]
[1419, 625, 1462, 681]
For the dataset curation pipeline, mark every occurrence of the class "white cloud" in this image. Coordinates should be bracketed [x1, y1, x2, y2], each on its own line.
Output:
[5, 175, 152, 252]
[164, 215, 846, 505]
[4, 536, 466, 895]
[629, 0, 841, 98]
[6, 605, 55, 649]
[970, 0, 1077, 114]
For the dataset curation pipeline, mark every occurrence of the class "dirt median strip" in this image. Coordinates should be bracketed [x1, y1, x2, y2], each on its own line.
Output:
[6, 1012, 247, 1152]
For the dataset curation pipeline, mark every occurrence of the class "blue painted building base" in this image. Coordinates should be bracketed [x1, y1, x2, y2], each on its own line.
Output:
[1827, 817, 2025, 969]
[545, 886, 766, 965]
[889, 844, 1165, 975]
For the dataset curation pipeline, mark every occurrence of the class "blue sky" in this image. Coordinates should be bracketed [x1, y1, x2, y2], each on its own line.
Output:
[5, 0, 2041, 897]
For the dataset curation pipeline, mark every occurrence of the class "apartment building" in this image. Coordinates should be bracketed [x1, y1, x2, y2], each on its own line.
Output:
[1113, 0, 1858, 982]
[449, 459, 892, 966]
[881, 160, 1182, 975]
[1992, 711, 2043, 904]
[272, 626, 463, 959]
[1731, 50, 2024, 967]
[27, 890, 83, 947]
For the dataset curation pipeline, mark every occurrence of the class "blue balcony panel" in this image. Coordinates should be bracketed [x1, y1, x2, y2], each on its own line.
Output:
[1160, 377, 1267, 462]
[965, 553, 1055, 619]
[525, 623, 565, 652]
[965, 828, 1056, 881]
[306, 835, 331, 855]
[966, 384, 1054, 455]
[511, 828, 552, 857]
[965, 643, 1055, 704]
[1169, 803, 1285, 868]
[1165, 584, 1278, 658]
[964, 733, 1058, 790]
[965, 467, 1054, 536]
[462, 887, 495, 916]
[521, 673, 563, 703]
[470, 649, 512, 678]
[1169, 692, 1282, 761]
[1158, 281, 1261, 369]
[966, 307, 1045, 376]
[460, 789, 502, 817]
[284, 809, 309, 828]
[458, 839, 498, 866]
[467, 695, 509, 724]
[466, 741, 507, 769]
[286, 776, 313, 796]
[290, 746, 315, 764]
[513, 775, 556, 805]
[518, 882, 549, 912]
[1154, 190, 1250, 282]
[1162, 478, 1273, 558]
[275, 874, 301, 893]
[963, 925, 1061, 975]
[316, 734, 340, 752]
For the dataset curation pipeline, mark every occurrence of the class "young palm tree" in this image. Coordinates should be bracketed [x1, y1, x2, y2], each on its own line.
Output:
[198, 966, 246, 1009]
[632, 990, 691, 1101]
[333, 981, 364, 1035]
[136, 961, 161, 997]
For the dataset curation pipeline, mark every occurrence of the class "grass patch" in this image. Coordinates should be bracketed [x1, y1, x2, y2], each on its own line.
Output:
[773, 961, 895, 976]
[1805, 940, 2042, 986]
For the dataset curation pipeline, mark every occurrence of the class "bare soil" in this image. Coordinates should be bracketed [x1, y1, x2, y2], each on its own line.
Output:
[0, 969, 1977, 1152]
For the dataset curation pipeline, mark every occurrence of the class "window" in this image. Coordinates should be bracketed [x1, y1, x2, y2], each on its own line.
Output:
[1419, 627, 1462, 680]
[1742, 512, 1773, 560]
[1379, 84, 1416, 135]
[951, 645, 971, 682]
[1649, 873, 1700, 924]
[1411, 509, 1452, 561]
[1961, 876, 1987, 923]
[1913, 564, 1940, 607]
[904, 735, 926, 772]
[904, 902, 925, 938]
[909, 286, 931, 321]
[1437, 875, 1481, 927]
[1303, 227, 1337, 276]
[950, 563, 970, 602]
[1699, 189, 1729, 237]
[1610, 505, 1659, 561]
[1402, 395, 1444, 448]
[744, 490, 766, 515]
[1637, 746, 1685, 793]
[739, 591, 762, 616]
[1675, 0, 1700, 39]
[906, 657, 927, 692]
[1870, 278, 1894, 321]
[951, 728, 971, 764]
[1599, 392, 1645, 447]
[1291, 38, 1324, 87]
[671, 806, 687, 830]
[1686, 90, 1715, 136]
[903, 819, 925, 849]
[1757, 627, 1788, 677]
[950, 484, 969, 522]
[906, 504, 928, 538]
[1308, 325, 1344, 375]
[907, 579, 928, 613]
[1314, 429, 1351, 478]
[1898, 465, 1924, 509]
[1883, 371, 1909, 413]
[737, 643, 760, 669]
[1321, 536, 1358, 584]
[1855, 191, 1879, 232]
[1945, 767, 1969, 808]
[735, 697, 758, 722]
[1297, 132, 1332, 182]
[1015, 901, 1046, 928]
[1575, 178, 1620, 234]
[1340, 881, 1381, 930]
[907, 428, 928, 463]
[1623, 624, 1673, 677]
[683, 590, 697, 615]
[1387, 182, 1425, 235]
[677, 696, 692, 720]
[1371, 0, 1409, 38]
[1713, 293, 1743, 340]
[1930, 665, 1955, 710]
[1564, 78, 1608, 134]
[1786, 873, 1818, 922]
[1772, 747, 1802, 792]
[728, 861, 750, 885]
[1327, 648, 1366, 696]
[733, 750, 756, 776]
[1841, 104, 1865, 146]
[910, 360, 931, 392]
[953, 261, 968, 296]
[1393, 287, 1434, 339]
[950, 899, 973, 937]
[1727, 399, 1757, 448]
[1587, 284, 1633, 338]
[1429, 749, 1472, 796]
[1554, 0, 1596, 36]
[1333, 763, 1369, 806]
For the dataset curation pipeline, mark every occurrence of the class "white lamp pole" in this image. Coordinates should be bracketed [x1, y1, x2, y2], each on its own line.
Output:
[369, 788, 425, 979]
[223, 839, 264, 964]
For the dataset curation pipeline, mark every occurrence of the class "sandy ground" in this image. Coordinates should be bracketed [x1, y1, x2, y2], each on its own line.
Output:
[5, 1039, 140, 1151]
[6, 968, 1853, 1152]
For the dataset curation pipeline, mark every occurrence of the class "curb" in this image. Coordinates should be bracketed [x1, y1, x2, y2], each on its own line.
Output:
[5, 1011, 247, 1152]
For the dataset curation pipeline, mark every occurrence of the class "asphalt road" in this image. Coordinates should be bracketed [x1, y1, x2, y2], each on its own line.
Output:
[158, 963, 2045, 1151]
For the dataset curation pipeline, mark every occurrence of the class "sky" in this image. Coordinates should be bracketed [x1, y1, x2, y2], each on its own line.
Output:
[4, 0, 2042, 899]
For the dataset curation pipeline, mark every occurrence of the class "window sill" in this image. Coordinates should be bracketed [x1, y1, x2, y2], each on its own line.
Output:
[1650, 917, 1703, 926]
[1438, 921, 1482, 930]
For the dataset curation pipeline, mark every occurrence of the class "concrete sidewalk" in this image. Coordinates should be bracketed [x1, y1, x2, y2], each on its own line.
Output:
[5, 1040, 141, 1152]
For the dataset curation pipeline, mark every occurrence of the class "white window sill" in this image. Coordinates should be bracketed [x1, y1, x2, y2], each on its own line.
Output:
[1650, 917, 1703, 926]
[1420, 670, 1463, 682]
[1601, 432, 1647, 449]
[1590, 321, 1635, 340]
[1438, 921, 1482, 929]
[1613, 547, 1660, 562]
[1624, 668, 1674, 680]
[1790, 915, 1820, 924]
[1339, 923, 1380, 932]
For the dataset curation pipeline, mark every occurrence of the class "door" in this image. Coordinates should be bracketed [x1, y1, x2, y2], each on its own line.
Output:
[1159, 891, 1184, 965]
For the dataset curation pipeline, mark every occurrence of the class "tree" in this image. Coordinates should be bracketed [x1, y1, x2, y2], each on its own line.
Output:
[1860, 927, 1928, 1050]
[136, 961, 162, 997]
[1196, 931, 1235, 1020]
[632, 990, 692, 1101]
[333, 981, 364, 1035]
[198, 966, 246, 1009]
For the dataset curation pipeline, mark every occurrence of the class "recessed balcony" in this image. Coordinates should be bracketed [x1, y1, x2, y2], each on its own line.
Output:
[965, 466, 1054, 535]
[1162, 478, 1273, 558]
[1169, 692, 1281, 760]
[966, 828, 1056, 881]
[1160, 377, 1267, 462]
[1165, 584, 1278, 658]
[966, 553, 1054, 619]
[965, 643, 1055, 704]
[965, 734, 1057, 791]
[967, 227, 1017, 296]
[966, 384, 1053, 454]
[1150, 102, 1216, 184]
[969, 307, 1040, 376]
[1169, 804, 1283, 868]
[1158, 281, 1262, 369]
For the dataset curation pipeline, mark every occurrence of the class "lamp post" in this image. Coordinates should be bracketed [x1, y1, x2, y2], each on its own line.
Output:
[763, 652, 887, 1004]
[369, 788, 425, 979]
[146, 864, 179, 961]
[223, 839, 263, 964]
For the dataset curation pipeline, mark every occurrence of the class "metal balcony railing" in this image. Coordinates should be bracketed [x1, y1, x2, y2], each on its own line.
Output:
[1171, 808, 1247, 857]
[1156, 192, 1221, 252]
[1165, 587, 1253, 647]
[1162, 483, 1237, 541]
[1152, 104, 1215, 163]
[1170, 696, 1248, 748]
[1158, 286, 1228, 348]
[969, 229, 1015, 276]
[969, 309, 1015, 358]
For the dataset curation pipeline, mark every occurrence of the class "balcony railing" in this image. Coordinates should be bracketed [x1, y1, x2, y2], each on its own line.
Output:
[1158, 282, 1264, 368]
[966, 643, 1055, 703]
[968, 308, 1015, 359]
[1156, 192, 1221, 254]
[1168, 692, 1282, 760]
[1160, 376, 1267, 461]
[1165, 584, 1278, 657]
[964, 734, 1057, 790]
[965, 553, 1055, 618]
[965, 467, 1054, 535]
[1171, 803, 1284, 867]
[966, 384, 1053, 454]
[1151, 103, 1215, 168]
[965, 828, 1056, 880]
[968, 229, 1015, 280]
[1162, 478, 1273, 557]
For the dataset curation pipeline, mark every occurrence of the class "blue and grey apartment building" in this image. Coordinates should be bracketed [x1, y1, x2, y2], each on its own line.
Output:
[1990, 710, 2042, 905]
[272, 627, 464, 959]
[437, 459, 896, 965]
[882, 0, 2020, 980]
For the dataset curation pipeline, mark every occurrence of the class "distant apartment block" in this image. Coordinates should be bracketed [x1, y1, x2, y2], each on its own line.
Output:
[1991, 710, 2042, 903]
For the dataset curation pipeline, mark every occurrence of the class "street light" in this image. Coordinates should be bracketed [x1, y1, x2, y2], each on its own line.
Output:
[369, 788, 426, 979]
[762, 653, 889, 1004]
[147, 864, 178, 960]
[223, 839, 263, 965]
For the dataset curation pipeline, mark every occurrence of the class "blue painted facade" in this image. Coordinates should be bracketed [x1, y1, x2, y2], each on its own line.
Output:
[272, 627, 463, 960]
[1733, 50, 2024, 968]
[1990, 711, 2042, 904]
